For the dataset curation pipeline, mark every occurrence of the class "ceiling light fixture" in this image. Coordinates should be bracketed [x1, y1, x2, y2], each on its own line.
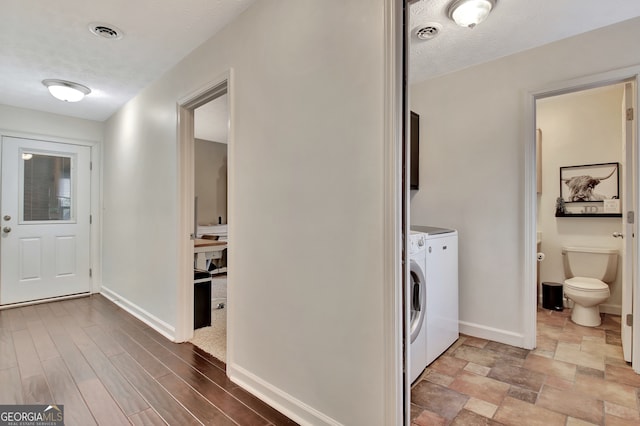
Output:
[42, 79, 91, 102]
[447, 0, 496, 28]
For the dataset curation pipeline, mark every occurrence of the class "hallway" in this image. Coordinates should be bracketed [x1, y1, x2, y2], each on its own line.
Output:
[0, 295, 296, 425]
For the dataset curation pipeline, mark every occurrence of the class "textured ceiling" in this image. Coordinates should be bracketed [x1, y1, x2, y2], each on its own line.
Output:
[0, 0, 255, 121]
[410, 0, 640, 83]
[3, 1, 640, 122]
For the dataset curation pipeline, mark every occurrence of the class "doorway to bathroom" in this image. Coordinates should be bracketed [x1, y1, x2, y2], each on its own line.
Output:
[529, 71, 639, 369]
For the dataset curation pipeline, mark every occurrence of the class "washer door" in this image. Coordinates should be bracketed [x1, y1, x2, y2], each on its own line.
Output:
[409, 259, 426, 343]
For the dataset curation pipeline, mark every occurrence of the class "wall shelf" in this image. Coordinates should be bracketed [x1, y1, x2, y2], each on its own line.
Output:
[555, 212, 622, 218]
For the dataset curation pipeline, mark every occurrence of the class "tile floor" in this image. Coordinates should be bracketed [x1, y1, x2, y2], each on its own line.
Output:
[411, 308, 640, 426]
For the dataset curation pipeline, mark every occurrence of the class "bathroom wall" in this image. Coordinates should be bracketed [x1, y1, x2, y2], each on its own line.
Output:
[409, 16, 640, 347]
[537, 84, 625, 313]
[195, 138, 227, 225]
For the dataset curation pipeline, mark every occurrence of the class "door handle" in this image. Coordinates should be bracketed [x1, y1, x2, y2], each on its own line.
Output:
[2, 227, 11, 234]
[612, 232, 624, 238]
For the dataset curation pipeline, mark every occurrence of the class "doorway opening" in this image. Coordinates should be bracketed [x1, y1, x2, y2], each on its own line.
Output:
[527, 72, 639, 370]
[190, 92, 229, 362]
[176, 75, 231, 357]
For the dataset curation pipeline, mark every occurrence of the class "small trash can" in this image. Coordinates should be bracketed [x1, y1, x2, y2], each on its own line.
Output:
[542, 282, 564, 311]
[194, 269, 211, 329]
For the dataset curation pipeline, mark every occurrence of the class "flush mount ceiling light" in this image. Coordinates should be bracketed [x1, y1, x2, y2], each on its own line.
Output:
[42, 79, 91, 102]
[447, 0, 496, 28]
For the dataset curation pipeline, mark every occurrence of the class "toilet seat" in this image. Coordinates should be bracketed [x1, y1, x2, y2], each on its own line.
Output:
[564, 277, 609, 292]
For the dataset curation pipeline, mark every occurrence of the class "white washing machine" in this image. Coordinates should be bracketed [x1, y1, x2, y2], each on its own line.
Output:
[412, 226, 459, 366]
[408, 231, 428, 383]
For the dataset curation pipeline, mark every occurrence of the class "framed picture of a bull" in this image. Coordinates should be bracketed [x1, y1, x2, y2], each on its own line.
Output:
[560, 162, 619, 206]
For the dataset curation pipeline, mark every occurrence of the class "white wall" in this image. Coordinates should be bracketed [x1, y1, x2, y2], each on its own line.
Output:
[102, 1, 392, 424]
[195, 139, 227, 225]
[0, 104, 103, 142]
[537, 85, 624, 312]
[410, 17, 640, 346]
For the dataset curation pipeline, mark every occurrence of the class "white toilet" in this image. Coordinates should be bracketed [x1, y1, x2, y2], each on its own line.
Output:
[562, 246, 618, 327]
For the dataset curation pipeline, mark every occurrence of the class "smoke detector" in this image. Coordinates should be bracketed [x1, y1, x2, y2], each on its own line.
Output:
[415, 23, 442, 40]
[88, 22, 124, 40]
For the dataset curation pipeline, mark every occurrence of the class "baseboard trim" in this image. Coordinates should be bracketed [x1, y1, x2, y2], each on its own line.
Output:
[459, 321, 525, 348]
[0, 292, 91, 310]
[600, 303, 622, 316]
[227, 364, 342, 426]
[100, 286, 176, 341]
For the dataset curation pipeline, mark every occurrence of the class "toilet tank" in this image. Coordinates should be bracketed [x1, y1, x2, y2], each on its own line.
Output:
[562, 246, 619, 283]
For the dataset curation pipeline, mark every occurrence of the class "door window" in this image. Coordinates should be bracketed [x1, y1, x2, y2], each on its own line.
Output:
[21, 152, 74, 222]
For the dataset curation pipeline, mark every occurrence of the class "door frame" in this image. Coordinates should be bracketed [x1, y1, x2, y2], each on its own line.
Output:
[0, 130, 101, 302]
[175, 71, 231, 343]
[523, 66, 640, 371]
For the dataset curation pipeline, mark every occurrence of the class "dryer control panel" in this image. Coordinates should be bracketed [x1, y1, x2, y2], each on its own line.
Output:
[409, 231, 426, 256]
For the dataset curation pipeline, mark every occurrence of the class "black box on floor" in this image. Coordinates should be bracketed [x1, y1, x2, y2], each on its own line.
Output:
[542, 282, 564, 311]
[194, 269, 211, 329]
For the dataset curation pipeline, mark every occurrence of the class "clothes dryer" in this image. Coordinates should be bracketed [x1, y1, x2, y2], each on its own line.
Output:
[412, 226, 459, 366]
[408, 231, 428, 383]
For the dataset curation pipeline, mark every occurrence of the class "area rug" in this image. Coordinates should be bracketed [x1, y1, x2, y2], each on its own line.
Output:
[190, 276, 227, 362]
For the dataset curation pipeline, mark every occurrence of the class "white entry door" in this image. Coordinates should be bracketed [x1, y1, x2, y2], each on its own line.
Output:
[0, 137, 91, 305]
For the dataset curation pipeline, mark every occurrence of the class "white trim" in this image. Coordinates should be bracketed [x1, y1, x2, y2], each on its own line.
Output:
[175, 105, 195, 343]
[91, 140, 102, 294]
[522, 89, 537, 350]
[0, 292, 90, 310]
[632, 79, 640, 374]
[383, 0, 404, 425]
[101, 286, 176, 341]
[459, 320, 525, 348]
[524, 66, 640, 367]
[600, 303, 622, 316]
[227, 364, 342, 426]
[225, 70, 236, 372]
[175, 70, 231, 343]
[0, 129, 100, 147]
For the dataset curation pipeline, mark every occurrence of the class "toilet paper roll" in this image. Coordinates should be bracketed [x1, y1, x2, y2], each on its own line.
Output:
[537, 252, 545, 262]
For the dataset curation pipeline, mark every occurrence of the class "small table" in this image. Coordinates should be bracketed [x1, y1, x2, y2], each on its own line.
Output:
[194, 239, 227, 272]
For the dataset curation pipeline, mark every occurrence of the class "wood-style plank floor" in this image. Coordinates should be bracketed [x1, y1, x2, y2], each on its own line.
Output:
[0, 294, 297, 426]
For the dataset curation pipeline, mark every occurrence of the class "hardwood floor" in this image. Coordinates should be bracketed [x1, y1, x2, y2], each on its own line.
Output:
[0, 294, 297, 426]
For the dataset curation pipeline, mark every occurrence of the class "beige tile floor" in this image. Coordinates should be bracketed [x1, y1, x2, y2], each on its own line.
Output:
[411, 309, 640, 426]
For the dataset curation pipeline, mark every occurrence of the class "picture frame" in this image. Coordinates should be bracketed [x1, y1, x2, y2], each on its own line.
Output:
[557, 162, 620, 217]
